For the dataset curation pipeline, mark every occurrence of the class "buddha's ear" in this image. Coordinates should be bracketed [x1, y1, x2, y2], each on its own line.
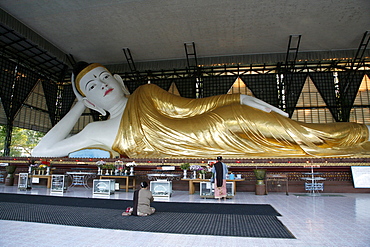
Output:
[82, 98, 107, 116]
[113, 74, 130, 96]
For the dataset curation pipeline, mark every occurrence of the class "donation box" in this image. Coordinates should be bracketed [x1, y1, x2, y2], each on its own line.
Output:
[93, 179, 115, 195]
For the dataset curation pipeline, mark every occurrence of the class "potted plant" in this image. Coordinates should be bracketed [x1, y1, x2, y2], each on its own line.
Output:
[96, 160, 106, 175]
[107, 163, 116, 175]
[190, 164, 202, 179]
[126, 161, 137, 175]
[102, 163, 110, 175]
[41, 160, 52, 175]
[115, 160, 124, 175]
[180, 163, 190, 178]
[5, 165, 17, 186]
[28, 160, 38, 174]
[253, 169, 266, 195]
[102, 163, 115, 175]
[199, 167, 207, 179]
[38, 164, 47, 175]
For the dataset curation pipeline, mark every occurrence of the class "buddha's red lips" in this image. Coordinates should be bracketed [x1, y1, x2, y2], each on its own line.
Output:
[104, 88, 113, 96]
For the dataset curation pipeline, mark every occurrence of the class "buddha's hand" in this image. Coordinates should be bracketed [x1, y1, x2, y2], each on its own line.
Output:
[72, 73, 99, 111]
[240, 95, 289, 117]
[71, 74, 85, 103]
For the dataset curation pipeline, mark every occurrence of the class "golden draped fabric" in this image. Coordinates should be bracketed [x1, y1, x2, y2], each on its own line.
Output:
[112, 84, 370, 158]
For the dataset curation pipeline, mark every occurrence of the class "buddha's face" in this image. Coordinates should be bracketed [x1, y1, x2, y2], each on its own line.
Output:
[79, 66, 125, 109]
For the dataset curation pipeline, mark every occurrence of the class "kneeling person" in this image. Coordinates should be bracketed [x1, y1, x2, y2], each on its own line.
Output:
[123, 181, 155, 216]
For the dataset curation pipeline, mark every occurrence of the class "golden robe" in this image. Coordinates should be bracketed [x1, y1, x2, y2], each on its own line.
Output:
[112, 84, 370, 158]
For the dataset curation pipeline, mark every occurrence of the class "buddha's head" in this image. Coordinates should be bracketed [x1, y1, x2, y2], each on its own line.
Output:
[72, 61, 129, 115]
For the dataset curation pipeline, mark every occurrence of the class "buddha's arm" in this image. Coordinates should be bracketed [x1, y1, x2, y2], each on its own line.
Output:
[156, 93, 288, 118]
[145, 84, 288, 117]
[32, 101, 87, 157]
[240, 94, 289, 117]
[150, 87, 240, 118]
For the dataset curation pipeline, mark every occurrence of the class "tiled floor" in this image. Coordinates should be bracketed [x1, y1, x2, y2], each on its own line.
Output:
[0, 184, 369, 247]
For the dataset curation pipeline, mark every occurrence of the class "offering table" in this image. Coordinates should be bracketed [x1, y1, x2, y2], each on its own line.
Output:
[99, 175, 136, 192]
[181, 178, 245, 194]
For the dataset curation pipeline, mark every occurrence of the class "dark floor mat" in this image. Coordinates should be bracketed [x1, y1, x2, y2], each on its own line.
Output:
[0, 201, 295, 238]
[0, 192, 281, 216]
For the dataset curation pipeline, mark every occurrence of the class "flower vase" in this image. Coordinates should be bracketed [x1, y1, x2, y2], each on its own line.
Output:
[110, 170, 113, 175]
[46, 167, 50, 175]
[105, 170, 109, 175]
[28, 166, 32, 174]
[199, 173, 202, 179]
[124, 170, 128, 175]
[193, 170, 196, 179]
[202, 173, 205, 179]
[97, 167, 101, 175]
[130, 167, 134, 176]
[38, 170, 41, 175]
[183, 170, 187, 179]
[42, 170, 45, 175]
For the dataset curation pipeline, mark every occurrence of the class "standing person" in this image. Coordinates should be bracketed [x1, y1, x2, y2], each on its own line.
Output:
[123, 181, 155, 216]
[212, 156, 228, 200]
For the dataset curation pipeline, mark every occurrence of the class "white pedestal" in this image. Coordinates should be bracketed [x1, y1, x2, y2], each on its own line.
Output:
[51, 175, 68, 192]
[150, 180, 172, 199]
[200, 182, 235, 198]
[93, 179, 115, 195]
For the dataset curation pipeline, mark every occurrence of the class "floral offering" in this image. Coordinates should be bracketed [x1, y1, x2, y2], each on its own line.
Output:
[190, 165, 202, 171]
[115, 160, 124, 166]
[41, 160, 51, 167]
[126, 161, 137, 167]
[96, 160, 106, 167]
[38, 164, 47, 170]
[199, 167, 208, 174]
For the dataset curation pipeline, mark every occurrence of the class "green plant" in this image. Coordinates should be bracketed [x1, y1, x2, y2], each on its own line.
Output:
[199, 167, 207, 174]
[5, 165, 16, 177]
[5, 165, 16, 186]
[104, 163, 115, 170]
[180, 163, 190, 170]
[253, 169, 266, 185]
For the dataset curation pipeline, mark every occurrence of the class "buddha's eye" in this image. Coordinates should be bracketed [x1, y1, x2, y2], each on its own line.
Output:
[89, 84, 96, 91]
[101, 73, 111, 81]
